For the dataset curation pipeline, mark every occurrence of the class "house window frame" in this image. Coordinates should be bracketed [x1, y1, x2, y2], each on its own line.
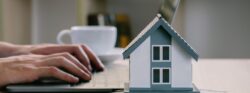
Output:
[152, 67, 171, 84]
[152, 45, 171, 62]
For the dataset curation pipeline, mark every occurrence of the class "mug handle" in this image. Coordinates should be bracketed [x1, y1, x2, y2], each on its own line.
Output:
[57, 29, 71, 44]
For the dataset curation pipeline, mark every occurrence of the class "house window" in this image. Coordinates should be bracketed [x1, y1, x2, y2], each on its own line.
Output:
[152, 68, 170, 84]
[162, 46, 170, 60]
[153, 69, 160, 83]
[152, 45, 171, 62]
[153, 47, 160, 60]
[162, 69, 170, 83]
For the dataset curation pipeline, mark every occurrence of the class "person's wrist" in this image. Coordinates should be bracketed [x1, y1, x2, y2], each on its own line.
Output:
[0, 42, 29, 57]
[11, 45, 32, 56]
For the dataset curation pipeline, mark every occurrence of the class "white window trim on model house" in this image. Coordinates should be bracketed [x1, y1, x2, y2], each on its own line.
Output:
[152, 67, 171, 84]
[152, 45, 171, 62]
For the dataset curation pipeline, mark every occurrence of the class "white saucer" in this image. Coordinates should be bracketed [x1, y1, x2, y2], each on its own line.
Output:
[97, 48, 124, 64]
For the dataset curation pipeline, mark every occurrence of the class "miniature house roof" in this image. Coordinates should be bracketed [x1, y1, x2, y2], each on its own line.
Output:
[123, 14, 199, 61]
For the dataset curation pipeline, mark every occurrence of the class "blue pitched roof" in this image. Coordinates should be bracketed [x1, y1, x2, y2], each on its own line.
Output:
[123, 14, 199, 61]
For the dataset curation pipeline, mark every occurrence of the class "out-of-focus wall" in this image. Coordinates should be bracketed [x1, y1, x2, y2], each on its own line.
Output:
[31, 0, 77, 44]
[31, 0, 163, 44]
[184, 0, 250, 58]
[1, 0, 31, 44]
[0, 0, 2, 40]
[5, 0, 249, 58]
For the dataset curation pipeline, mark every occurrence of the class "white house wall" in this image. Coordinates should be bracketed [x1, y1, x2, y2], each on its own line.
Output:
[171, 39, 193, 88]
[130, 36, 151, 88]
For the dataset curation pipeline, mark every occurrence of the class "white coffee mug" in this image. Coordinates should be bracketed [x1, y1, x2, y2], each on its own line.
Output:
[57, 26, 117, 55]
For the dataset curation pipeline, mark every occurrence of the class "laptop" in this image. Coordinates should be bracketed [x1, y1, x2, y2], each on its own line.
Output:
[6, 0, 180, 92]
[6, 61, 129, 92]
[159, 0, 180, 24]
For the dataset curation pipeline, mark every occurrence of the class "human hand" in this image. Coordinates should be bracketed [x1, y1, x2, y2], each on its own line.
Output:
[0, 54, 91, 87]
[21, 44, 104, 71]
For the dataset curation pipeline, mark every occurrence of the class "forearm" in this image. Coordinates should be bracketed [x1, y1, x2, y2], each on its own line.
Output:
[0, 42, 30, 58]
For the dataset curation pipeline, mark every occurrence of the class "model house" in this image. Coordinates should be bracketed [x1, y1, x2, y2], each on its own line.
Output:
[123, 14, 199, 93]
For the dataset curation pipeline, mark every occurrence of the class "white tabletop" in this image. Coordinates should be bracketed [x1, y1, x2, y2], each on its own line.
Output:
[193, 59, 250, 93]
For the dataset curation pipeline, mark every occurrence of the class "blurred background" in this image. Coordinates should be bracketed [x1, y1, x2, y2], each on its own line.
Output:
[0, 0, 250, 59]
[1, 0, 250, 92]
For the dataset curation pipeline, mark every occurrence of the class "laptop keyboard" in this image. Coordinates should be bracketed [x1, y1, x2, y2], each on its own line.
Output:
[6, 61, 129, 92]
[73, 62, 129, 89]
